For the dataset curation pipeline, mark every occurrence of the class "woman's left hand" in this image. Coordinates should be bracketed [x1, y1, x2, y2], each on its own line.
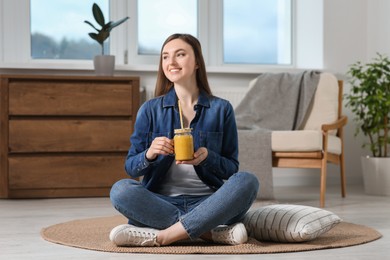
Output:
[176, 147, 208, 166]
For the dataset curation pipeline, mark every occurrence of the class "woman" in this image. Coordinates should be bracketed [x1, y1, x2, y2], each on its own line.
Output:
[109, 34, 259, 247]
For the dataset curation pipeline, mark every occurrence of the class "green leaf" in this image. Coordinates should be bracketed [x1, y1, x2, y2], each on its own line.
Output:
[108, 17, 129, 31]
[84, 20, 99, 32]
[345, 52, 390, 157]
[92, 3, 105, 27]
[84, 3, 129, 55]
[88, 32, 99, 42]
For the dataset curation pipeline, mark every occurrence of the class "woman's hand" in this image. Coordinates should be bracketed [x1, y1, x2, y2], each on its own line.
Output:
[176, 147, 208, 166]
[146, 137, 174, 161]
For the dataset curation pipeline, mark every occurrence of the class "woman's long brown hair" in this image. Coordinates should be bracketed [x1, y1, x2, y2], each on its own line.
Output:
[154, 34, 212, 97]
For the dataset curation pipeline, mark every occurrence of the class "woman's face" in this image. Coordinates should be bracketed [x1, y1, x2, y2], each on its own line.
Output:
[161, 38, 198, 85]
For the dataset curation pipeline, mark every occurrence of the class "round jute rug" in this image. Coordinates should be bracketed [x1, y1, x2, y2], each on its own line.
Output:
[41, 215, 382, 254]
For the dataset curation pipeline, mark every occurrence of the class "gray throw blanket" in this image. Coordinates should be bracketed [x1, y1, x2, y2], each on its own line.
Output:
[235, 71, 320, 199]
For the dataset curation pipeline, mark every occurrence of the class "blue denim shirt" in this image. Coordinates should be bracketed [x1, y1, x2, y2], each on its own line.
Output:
[125, 87, 239, 192]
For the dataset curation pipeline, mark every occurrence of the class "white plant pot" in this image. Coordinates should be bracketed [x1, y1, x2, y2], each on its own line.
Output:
[93, 55, 115, 76]
[361, 156, 390, 196]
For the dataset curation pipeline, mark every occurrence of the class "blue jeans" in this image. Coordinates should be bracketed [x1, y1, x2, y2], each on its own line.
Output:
[110, 172, 259, 239]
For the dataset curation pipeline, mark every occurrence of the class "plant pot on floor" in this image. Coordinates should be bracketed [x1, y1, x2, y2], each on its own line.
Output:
[361, 156, 390, 196]
[93, 55, 115, 76]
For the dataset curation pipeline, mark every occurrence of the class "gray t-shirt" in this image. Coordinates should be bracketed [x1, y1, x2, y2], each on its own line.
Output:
[157, 162, 214, 196]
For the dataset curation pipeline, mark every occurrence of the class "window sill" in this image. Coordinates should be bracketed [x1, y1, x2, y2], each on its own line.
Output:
[0, 62, 312, 75]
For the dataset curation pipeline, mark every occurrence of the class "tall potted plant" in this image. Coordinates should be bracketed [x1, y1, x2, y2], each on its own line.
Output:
[345, 53, 390, 195]
[84, 3, 129, 76]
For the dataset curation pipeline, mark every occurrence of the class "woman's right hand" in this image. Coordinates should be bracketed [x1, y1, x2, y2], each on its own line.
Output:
[146, 136, 174, 161]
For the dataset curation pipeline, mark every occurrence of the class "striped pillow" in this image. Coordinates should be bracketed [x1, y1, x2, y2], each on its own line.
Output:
[243, 204, 341, 242]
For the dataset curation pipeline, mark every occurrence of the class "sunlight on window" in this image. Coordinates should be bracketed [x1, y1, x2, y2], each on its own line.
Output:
[30, 0, 109, 59]
[138, 0, 198, 55]
[28, 0, 292, 65]
[223, 0, 292, 65]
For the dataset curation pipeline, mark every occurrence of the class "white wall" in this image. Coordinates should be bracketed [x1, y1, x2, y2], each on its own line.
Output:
[367, 0, 390, 57]
[320, 0, 368, 188]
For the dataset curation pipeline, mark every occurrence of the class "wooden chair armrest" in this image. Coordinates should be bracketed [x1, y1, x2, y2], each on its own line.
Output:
[321, 115, 348, 132]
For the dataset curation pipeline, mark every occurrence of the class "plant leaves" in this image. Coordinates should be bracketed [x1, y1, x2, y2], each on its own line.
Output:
[345, 52, 390, 157]
[85, 3, 129, 55]
[92, 3, 105, 27]
[84, 20, 99, 32]
[108, 17, 129, 31]
[88, 32, 99, 42]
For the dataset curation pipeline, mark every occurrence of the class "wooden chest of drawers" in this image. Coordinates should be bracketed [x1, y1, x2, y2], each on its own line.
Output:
[0, 75, 140, 198]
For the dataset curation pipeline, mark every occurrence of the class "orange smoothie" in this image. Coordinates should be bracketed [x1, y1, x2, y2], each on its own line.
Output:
[174, 128, 194, 161]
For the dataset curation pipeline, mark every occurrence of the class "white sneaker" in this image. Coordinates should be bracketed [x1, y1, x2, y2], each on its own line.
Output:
[210, 222, 248, 245]
[109, 224, 160, 247]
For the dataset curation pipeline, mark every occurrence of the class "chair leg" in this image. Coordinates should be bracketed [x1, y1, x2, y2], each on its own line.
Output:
[320, 159, 327, 208]
[340, 154, 347, 198]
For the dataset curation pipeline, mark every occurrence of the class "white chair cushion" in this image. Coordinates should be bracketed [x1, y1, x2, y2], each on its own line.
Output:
[299, 73, 339, 135]
[243, 204, 342, 242]
[272, 130, 341, 154]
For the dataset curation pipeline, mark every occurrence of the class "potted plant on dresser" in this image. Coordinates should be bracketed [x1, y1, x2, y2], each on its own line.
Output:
[345, 53, 390, 196]
[84, 3, 129, 76]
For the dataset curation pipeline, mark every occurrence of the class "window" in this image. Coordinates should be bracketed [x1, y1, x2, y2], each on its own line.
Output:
[137, 0, 197, 55]
[0, 0, 297, 70]
[223, 0, 291, 65]
[30, 0, 109, 60]
[133, 0, 292, 67]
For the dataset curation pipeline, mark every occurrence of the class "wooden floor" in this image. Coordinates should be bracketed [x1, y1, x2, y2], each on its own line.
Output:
[1, 185, 389, 260]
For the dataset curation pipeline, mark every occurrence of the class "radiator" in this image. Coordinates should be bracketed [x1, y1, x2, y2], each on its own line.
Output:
[212, 87, 247, 108]
[141, 86, 247, 109]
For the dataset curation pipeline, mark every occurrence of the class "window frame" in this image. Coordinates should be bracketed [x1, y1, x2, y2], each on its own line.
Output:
[0, 0, 301, 72]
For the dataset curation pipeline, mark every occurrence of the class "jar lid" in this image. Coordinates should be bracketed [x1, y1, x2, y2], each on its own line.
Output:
[174, 128, 192, 134]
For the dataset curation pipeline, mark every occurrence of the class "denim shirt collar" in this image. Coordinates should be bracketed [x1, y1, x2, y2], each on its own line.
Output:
[163, 86, 211, 109]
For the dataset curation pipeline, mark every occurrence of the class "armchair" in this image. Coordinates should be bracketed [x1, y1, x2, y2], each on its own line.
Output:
[237, 73, 347, 207]
[272, 74, 347, 207]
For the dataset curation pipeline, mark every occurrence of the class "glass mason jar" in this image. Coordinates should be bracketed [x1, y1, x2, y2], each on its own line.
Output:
[174, 128, 194, 161]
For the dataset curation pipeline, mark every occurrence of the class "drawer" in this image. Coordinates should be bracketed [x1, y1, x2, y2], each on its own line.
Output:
[9, 81, 134, 116]
[9, 119, 132, 153]
[8, 155, 127, 190]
